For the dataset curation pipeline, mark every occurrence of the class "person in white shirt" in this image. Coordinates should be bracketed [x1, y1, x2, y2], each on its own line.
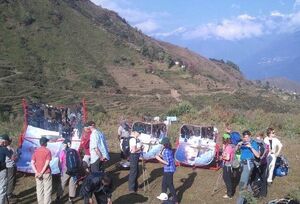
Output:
[87, 121, 110, 173]
[128, 129, 143, 192]
[264, 127, 283, 184]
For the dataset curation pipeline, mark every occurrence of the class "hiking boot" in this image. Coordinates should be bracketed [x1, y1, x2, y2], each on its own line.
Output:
[67, 198, 74, 204]
[157, 193, 168, 201]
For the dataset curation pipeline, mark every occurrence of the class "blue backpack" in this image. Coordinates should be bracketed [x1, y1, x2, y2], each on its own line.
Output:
[66, 148, 81, 176]
[230, 131, 242, 145]
[274, 155, 289, 177]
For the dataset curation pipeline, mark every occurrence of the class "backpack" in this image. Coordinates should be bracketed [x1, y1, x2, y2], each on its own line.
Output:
[274, 155, 289, 177]
[66, 148, 81, 176]
[230, 145, 241, 169]
[230, 132, 242, 145]
[254, 140, 268, 166]
[121, 137, 132, 158]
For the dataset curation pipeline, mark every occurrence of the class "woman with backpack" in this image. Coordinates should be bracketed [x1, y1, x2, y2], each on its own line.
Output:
[56, 139, 81, 204]
[156, 137, 178, 204]
[222, 138, 235, 199]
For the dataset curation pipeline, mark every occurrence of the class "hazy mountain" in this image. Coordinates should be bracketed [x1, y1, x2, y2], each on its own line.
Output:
[261, 77, 300, 94]
[159, 31, 300, 82]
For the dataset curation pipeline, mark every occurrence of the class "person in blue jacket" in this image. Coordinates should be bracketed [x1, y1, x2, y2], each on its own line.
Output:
[236, 130, 260, 204]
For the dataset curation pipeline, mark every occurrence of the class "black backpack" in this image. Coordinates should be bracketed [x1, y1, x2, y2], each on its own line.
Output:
[121, 137, 136, 158]
[66, 148, 81, 176]
[254, 140, 267, 166]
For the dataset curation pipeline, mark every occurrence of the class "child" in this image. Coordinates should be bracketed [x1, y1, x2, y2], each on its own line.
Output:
[156, 137, 178, 204]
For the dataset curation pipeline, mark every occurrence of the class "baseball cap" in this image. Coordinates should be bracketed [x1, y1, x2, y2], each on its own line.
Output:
[0, 134, 11, 142]
[132, 127, 143, 134]
[40, 137, 49, 145]
[223, 133, 231, 139]
[160, 137, 170, 145]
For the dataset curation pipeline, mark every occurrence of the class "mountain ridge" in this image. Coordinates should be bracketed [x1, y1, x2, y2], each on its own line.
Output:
[0, 0, 299, 116]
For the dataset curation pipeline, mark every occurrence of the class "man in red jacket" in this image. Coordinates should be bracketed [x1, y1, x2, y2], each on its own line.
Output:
[79, 122, 94, 172]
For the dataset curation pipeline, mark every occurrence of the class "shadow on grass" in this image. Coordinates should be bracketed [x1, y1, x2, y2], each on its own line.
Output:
[114, 193, 148, 204]
[176, 172, 197, 202]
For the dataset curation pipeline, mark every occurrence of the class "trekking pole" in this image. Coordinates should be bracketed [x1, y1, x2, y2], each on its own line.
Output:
[141, 153, 150, 192]
[211, 170, 224, 196]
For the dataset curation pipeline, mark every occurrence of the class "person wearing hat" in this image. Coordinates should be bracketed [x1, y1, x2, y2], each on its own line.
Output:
[128, 128, 143, 192]
[86, 121, 110, 173]
[31, 136, 52, 204]
[156, 137, 178, 204]
[0, 134, 12, 204]
[56, 139, 81, 204]
[4, 134, 18, 201]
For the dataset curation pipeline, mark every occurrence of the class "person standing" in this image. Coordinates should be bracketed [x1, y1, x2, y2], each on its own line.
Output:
[0, 134, 11, 204]
[88, 121, 110, 173]
[221, 138, 235, 199]
[4, 135, 18, 200]
[128, 129, 143, 192]
[252, 132, 269, 197]
[57, 139, 80, 204]
[156, 137, 178, 204]
[31, 137, 52, 204]
[118, 120, 131, 160]
[80, 172, 113, 204]
[236, 130, 260, 204]
[79, 122, 93, 173]
[264, 128, 283, 185]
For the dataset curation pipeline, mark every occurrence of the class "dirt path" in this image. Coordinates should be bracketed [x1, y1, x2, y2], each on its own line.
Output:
[14, 140, 300, 204]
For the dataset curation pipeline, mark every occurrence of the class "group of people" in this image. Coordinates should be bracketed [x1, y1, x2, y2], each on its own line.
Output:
[0, 119, 285, 204]
[221, 126, 283, 204]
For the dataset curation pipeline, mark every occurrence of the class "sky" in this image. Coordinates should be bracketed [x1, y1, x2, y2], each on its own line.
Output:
[91, 0, 300, 81]
[91, 0, 300, 40]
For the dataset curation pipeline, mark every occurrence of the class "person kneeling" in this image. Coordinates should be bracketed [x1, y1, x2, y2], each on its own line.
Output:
[156, 137, 178, 204]
[80, 172, 112, 204]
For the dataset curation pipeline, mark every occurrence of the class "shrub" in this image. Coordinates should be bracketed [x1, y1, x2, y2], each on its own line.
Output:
[23, 12, 36, 26]
[167, 101, 195, 117]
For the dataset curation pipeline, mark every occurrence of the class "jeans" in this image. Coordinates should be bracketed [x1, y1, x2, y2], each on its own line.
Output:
[223, 166, 234, 197]
[91, 158, 104, 173]
[128, 153, 140, 191]
[7, 166, 16, 197]
[162, 172, 178, 202]
[0, 169, 8, 204]
[237, 161, 254, 204]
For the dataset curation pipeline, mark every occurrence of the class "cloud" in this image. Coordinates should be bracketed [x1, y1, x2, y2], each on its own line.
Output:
[134, 20, 159, 33]
[270, 11, 285, 17]
[181, 11, 300, 41]
[184, 14, 263, 41]
[258, 56, 290, 65]
[154, 27, 186, 37]
[91, 0, 167, 33]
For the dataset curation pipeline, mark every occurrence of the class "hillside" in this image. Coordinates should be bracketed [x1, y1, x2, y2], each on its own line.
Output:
[261, 77, 300, 94]
[0, 0, 299, 118]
